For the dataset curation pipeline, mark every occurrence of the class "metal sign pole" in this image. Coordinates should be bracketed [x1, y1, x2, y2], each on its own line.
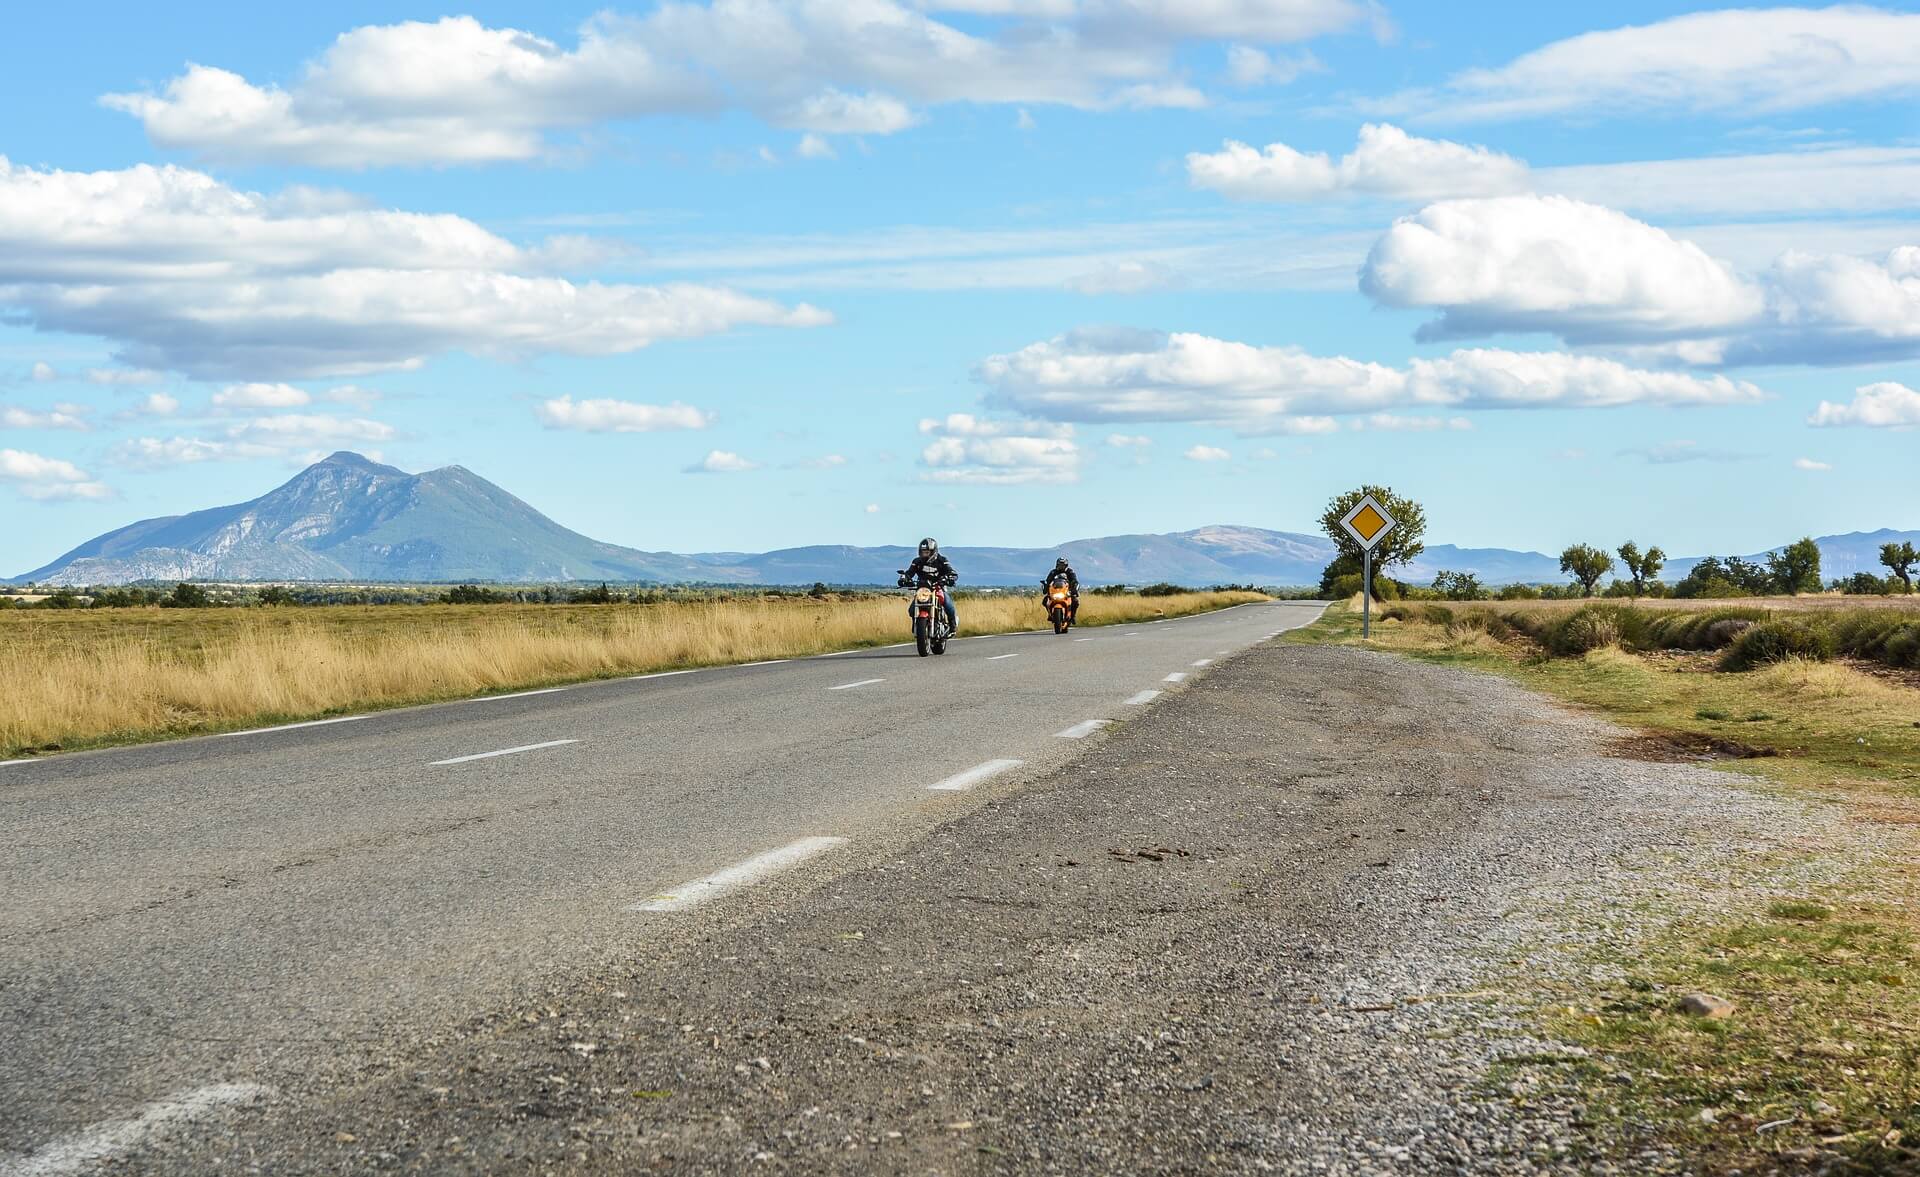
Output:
[1362, 548, 1372, 640]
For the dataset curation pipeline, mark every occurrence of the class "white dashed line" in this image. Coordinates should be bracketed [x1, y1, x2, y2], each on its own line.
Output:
[1164, 672, 1188, 683]
[0, 1082, 272, 1177]
[987, 652, 1020, 661]
[1192, 659, 1213, 667]
[1125, 689, 1162, 705]
[1073, 637, 1094, 643]
[1055, 719, 1111, 739]
[738, 659, 791, 667]
[432, 739, 578, 766]
[460, 687, 566, 704]
[928, 758, 1024, 792]
[1, 759, 41, 767]
[215, 716, 366, 739]
[629, 669, 696, 681]
[629, 837, 848, 913]
[829, 678, 885, 691]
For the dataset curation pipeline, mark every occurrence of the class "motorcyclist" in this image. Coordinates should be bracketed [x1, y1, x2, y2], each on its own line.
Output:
[1041, 556, 1079, 623]
[898, 537, 958, 634]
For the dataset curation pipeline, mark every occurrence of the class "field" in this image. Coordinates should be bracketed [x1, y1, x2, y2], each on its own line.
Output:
[1293, 599, 1920, 1171]
[0, 590, 1264, 758]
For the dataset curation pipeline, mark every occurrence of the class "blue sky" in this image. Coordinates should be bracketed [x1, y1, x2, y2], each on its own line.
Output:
[2, 1, 1917, 571]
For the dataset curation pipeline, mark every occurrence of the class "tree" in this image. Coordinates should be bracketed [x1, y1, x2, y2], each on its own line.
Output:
[163, 582, 211, 608]
[1882, 541, 1918, 594]
[1319, 485, 1427, 572]
[1431, 570, 1485, 601]
[257, 585, 295, 606]
[1559, 544, 1615, 597]
[1767, 537, 1823, 595]
[1616, 542, 1666, 597]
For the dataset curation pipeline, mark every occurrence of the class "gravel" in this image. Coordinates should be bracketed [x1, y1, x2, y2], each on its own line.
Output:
[141, 641, 1872, 1175]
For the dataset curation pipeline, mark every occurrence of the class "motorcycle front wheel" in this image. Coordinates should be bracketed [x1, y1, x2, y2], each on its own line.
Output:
[915, 616, 931, 657]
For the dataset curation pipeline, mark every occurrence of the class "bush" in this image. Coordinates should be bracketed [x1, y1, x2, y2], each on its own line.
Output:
[161, 582, 212, 609]
[1549, 606, 1623, 655]
[1721, 620, 1836, 670]
[1495, 583, 1541, 600]
[1137, 582, 1188, 597]
[1642, 606, 1767, 651]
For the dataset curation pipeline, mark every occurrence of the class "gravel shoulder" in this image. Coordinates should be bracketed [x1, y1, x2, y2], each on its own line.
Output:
[139, 640, 1860, 1175]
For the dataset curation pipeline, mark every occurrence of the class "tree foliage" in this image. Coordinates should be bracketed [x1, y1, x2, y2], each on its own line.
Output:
[1616, 541, 1666, 596]
[1882, 541, 1919, 593]
[1766, 537, 1823, 595]
[1559, 544, 1615, 597]
[1318, 485, 1427, 570]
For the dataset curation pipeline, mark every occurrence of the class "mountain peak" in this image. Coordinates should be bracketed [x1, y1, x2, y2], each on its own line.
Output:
[315, 451, 407, 476]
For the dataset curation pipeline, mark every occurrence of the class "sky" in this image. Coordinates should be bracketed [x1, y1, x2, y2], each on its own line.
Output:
[1, 1, 1917, 571]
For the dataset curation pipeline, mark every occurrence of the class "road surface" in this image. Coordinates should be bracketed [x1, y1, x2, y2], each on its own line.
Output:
[0, 600, 1324, 1170]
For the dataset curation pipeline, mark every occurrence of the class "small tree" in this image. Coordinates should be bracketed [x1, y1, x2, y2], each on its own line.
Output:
[1559, 544, 1615, 597]
[1882, 541, 1918, 594]
[257, 585, 295, 606]
[1431, 570, 1485, 601]
[1318, 485, 1427, 600]
[1767, 537, 1823, 595]
[163, 582, 211, 609]
[1616, 542, 1666, 597]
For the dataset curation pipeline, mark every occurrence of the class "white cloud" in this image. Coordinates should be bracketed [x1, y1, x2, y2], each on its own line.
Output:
[110, 436, 262, 467]
[1015, 108, 1036, 130]
[1224, 45, 1321, 87]
[1188, 123, 1527, 202]
[213, 382, 311, 409]
[796, 133, 838, 161]
[1067, 259, 1181, 294]
[319, 384, 381, 408]
[536, 395, 712, 433]
[102, 5, 1369, 167]
[918, 415, 1082, 484]
[686, 449, 760, 473]
[0, 448, 112, 500]
[135, 392, 180, 417]
[224, 414, 395, 448]
[1369, 6, 1920, 124]
[865, 502, 881, 513]
[1361, 196, 1920, 364]
[792, 453, 849, 469]
[1184, 443, 1231, 461]
[83, 367, 165, 385]
[0, 155, 830, 379]
[1809, 381, 1920, 428]
[1105, 433, 1151, 447]
[29, 362, 56, 382]
[1355, 413, 1471, 432]
[1, 404, 91, 431]
[1794, 457, 1833, 471]
[978, 328, 1765, 432]
[1540, 147, 1920, 219]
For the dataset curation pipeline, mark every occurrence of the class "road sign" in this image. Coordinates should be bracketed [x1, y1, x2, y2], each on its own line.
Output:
[1337, 494, 1399, 640]
[1339, 494, 1398, 551]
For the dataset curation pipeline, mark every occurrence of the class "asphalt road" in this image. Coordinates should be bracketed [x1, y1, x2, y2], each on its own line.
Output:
[0, 600, 1323, 1169]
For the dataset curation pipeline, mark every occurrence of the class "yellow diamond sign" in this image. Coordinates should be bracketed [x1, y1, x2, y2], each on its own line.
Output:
[1339, 494, 1398, 552]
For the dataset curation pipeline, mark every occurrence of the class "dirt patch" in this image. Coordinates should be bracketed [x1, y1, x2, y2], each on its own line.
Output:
[1610, 729, 1780, 762]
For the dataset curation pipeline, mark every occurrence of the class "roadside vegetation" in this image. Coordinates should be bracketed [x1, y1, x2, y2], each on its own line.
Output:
[0, 588, 1264, 759]
[1292, 599, 1920, 1172]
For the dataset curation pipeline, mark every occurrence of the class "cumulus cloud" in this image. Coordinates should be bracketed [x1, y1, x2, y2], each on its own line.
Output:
[536, 395, 712, 432]
[1361, 196, 1920, 364]
[0, 155, 829, 379]
[1355, 413, 1471, 431]
[1809, 381, 1920, 428]
[918, 414, 1081, 484]
[84, 367, 165, 385]
[1224, 45, 1321, 87]
[29, 362, 56, 383]
[977, 328, 1765, 432]
[0, 448, 112, 500]
[796, 133, 838, 160]
[1, 404, 91, 431]
[1366, 6, 1920, 124]
[135, 393, 180, 417]
[102, 5, 1370, 167]
[1184, 443, 1231, 461]
[686, 449, 760, 473]
[213, 382, 311, 409]
[1188, 123, 1527, 202]
[1794, 457, 1833, 471]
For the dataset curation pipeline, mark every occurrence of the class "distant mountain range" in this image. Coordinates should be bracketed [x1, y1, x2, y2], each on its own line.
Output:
[10, 452, 1916, 589]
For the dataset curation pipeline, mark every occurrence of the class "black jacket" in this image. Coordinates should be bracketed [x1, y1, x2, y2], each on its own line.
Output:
[1042, 566, 1079, 593]
[901, 553, 957, 587]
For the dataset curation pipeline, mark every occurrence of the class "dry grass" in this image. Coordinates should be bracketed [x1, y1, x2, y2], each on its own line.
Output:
[0, 591, 1262, 757]
[1492, 593, 1920, 615]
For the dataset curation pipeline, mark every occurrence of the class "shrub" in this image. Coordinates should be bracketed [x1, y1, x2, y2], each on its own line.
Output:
[161, 582, 212, 609]
[1446, 610, 1512, 642]
[1137, 582, 1188, 597]
[1721, 619, 1836, 671]
[1495, 583, 1541, 600]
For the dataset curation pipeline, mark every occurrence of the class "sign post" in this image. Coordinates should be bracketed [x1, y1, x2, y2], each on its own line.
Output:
[1337, 494, 1399, 640]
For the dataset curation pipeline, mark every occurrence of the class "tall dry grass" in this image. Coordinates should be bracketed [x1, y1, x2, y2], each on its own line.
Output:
[0, 591, 1263, 756]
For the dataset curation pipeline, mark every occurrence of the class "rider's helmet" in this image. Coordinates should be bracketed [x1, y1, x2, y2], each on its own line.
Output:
[1054, 557, 1069, 572]
[919, 537, 939, 559]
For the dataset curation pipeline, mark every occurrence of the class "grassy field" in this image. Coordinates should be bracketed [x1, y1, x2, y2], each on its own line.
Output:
[1292, 600, 1920, 1172]
[0, 590, 1264, 758]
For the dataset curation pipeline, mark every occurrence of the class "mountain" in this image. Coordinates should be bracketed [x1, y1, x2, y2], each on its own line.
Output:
[14, 452, 724, 585]
[12, 452, 1914, 589]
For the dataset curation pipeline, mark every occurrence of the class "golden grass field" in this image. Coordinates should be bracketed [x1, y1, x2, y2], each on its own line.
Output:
[0, 590, 1264, 757]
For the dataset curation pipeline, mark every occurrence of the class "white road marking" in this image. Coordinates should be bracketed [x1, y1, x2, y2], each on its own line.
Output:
[432, 739, 578, 766]
[1124, 631, 1141, 637]
[1, 759, 40, 767]
[1164, 672, 1188, 683]
[1192, 659, 1213, 667]
[819, 649, 853, 657]
[1073, 637, 1094, 643]
[215, 716, 366, 739]
[1055, 719, 1111, 739]
[461, 687, 566, 704]
[630, 669, 696, 681]
[928, 758, 1024, 792]
[829, 678, 885, 691]
[1151, 619, 1167, 624]
[739, 659, 791, 667]
[1125, 689, 1162, 705]
[0, 1082, 272, 1177]
[987, 652, 1020, 661]
[629, 837, 848, 913]
[1216, 650, 1231, 656]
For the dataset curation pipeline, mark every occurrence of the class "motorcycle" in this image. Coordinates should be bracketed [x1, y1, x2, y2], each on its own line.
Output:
[896, 570, 954, 657]
[1044, 574, 1075, 634]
